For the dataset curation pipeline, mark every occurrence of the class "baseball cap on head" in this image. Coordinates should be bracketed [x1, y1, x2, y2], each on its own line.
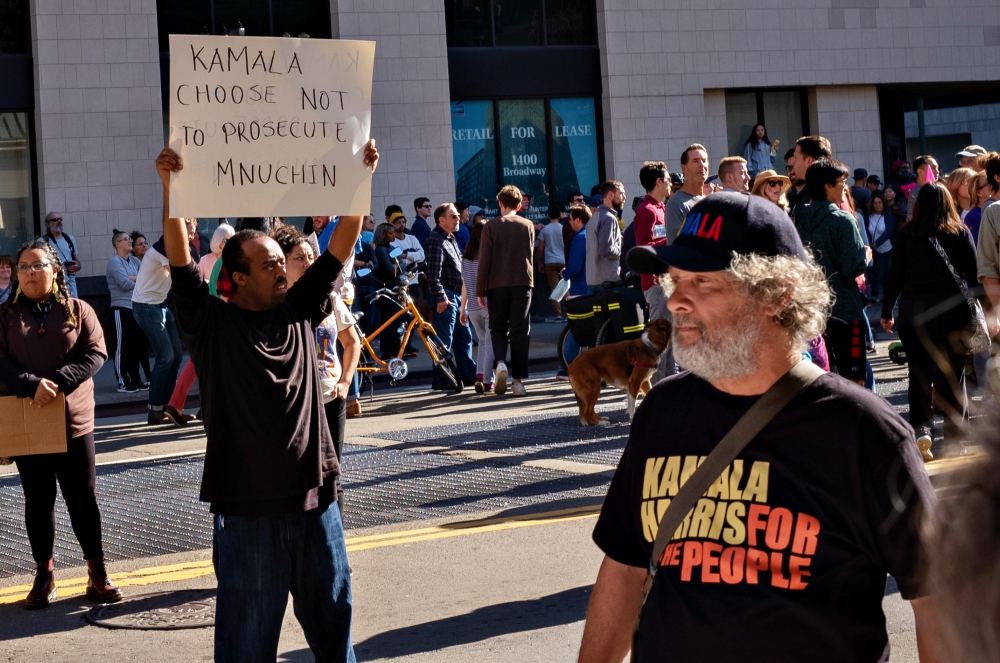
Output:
[589, 194, 603, 206]
[853, 168, 868, 180]
[956, 145, 987, 158]
[627, 192, 808, 274]
[867, 174, 882, 186]
[670, 173, 684, 186]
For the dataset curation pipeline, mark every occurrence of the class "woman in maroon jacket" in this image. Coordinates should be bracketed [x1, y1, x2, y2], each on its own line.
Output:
[0, 240, 121, 609]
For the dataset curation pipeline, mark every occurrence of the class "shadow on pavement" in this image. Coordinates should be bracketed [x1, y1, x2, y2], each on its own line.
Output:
[351, 585, 593, 660]
[0, 594, 96, 640]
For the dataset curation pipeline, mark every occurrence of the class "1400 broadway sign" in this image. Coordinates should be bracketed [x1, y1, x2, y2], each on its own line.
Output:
[168, 35, 375, 217]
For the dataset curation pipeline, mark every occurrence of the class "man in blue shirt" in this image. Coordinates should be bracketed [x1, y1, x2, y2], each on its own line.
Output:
[411, 197, 433, 247]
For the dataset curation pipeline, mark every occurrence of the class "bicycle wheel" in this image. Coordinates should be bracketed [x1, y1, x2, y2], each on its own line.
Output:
[596, 319, 617, 346]
[425, 332, 463, 393]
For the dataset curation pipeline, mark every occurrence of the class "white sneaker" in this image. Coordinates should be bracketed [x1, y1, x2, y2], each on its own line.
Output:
[494, 362, 509, 395]
[512, 381, 527, 397]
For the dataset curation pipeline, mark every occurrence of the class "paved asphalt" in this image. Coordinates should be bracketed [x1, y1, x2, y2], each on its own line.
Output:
[0, 333, 970, 662]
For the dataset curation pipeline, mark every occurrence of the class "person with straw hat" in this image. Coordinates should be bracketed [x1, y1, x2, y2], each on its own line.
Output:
[750, 169, 791, 212]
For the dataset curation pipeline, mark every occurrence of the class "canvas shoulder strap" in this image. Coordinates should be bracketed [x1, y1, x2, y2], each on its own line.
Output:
[633, 360, 825, 647]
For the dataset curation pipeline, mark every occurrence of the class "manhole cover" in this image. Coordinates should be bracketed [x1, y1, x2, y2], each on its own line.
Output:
[85, 589, 216, 630]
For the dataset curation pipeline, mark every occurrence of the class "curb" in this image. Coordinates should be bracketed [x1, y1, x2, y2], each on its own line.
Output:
[95, 355, 561, 419]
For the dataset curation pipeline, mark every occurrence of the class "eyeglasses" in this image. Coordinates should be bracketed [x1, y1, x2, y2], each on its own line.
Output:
[17, 261, 51, 274]
[420, 204, 432, 209]
[766, 180, 783, 188]
[47, 217, 63, 223]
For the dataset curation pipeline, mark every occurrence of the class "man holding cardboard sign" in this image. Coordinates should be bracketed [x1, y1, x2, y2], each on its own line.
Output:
[157, 33, 378, 661]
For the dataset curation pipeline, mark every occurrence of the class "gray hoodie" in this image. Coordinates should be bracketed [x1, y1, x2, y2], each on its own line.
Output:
[586, 204, 622, 286]
[106, 254, 141, 308]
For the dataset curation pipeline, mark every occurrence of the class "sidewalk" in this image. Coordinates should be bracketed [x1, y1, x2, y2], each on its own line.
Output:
[93, 321, 568, 414]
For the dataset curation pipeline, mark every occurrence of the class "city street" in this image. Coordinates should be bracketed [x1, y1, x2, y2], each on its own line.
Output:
[0, 338, 960, 662]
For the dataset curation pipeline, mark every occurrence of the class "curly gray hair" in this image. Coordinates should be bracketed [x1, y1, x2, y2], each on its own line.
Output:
[726, 252, 832, 351]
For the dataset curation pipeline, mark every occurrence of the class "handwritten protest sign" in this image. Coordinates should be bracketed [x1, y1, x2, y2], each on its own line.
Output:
[167, 35, 375, 217]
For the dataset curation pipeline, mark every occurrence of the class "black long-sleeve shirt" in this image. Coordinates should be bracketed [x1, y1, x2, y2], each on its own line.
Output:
[374, 244, 404, 289]
[171, 251, 345, 515]
[881, 224, 979, 320]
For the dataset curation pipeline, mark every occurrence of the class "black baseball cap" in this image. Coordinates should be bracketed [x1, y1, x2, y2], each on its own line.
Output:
[670, 172, 684, 186]
[627, 192, 808, 273]
[867, 174, 881, 186]
[853, 168, 868, 180]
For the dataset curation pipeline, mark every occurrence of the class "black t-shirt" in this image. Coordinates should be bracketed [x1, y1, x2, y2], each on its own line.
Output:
[593, 370, 934, 663]
[172, 253, 344, 515]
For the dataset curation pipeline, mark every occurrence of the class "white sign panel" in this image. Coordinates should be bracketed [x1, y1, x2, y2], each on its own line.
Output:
[167, 35, 375, 217]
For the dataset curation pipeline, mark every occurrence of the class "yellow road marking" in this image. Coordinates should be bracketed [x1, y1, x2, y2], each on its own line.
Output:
[0, 505, 600, 605]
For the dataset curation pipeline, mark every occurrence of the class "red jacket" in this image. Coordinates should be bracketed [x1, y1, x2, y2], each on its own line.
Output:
[633, 194, 666, 292]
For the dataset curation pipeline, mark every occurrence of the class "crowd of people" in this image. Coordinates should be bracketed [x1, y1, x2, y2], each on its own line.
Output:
[2, 124, 1000, 662]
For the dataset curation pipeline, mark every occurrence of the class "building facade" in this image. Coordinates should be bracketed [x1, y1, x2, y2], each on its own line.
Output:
[2, 0, 998, 288]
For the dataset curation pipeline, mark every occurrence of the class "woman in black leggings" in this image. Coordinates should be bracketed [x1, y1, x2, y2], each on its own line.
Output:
[881, 183, 984, 460]
[0, 240, 122, 608]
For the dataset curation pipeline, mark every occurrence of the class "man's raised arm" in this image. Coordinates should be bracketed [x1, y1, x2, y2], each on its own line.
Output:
[154, 148, 192, 268]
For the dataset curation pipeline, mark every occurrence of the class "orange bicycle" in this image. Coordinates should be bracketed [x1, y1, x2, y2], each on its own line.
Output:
[354, 249, 463, 393]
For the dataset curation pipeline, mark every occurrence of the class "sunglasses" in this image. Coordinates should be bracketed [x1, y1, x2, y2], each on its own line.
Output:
[47, 217, 63, 223]
[766, 180, 783, 187]
[785, 166, 793, 172]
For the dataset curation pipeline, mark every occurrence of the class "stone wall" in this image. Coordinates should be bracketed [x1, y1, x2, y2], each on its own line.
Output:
[332, 0, 455, 225]
[30, 0, 164, 278]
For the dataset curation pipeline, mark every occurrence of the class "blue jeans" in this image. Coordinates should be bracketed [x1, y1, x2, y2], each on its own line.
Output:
[431, 288, 476, 387]
[558, 331, 582, 377]
[213, 504, 355, 663]
[132, 302, 183, 408]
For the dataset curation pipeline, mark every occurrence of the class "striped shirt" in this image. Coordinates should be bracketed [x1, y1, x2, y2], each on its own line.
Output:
[461, 258, 480, 312]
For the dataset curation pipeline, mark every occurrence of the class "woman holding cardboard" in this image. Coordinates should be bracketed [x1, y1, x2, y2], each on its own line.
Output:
[0, 240, 122, 609]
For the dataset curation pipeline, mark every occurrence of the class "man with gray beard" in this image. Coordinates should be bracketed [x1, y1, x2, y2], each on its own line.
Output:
[578, 193, 943, 663]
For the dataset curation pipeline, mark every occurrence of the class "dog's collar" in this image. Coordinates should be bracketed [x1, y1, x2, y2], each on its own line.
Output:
[641, 331, 665, 357]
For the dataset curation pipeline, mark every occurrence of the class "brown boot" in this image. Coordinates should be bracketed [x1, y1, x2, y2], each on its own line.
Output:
[346, 400, 362, 419]
[86, 559, 123, 603]
[25, 560, 56, 609]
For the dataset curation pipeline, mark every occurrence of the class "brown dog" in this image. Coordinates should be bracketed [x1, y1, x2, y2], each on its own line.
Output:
[567, 319, 671, 426]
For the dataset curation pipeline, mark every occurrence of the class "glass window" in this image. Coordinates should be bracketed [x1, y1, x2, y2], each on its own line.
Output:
[0, 112, 36, 257]
[451, 101, 499, 218]
[724, 91, 757, 159]
[493, 0, 543, 47]
[498, 99, 548, 219]
[725, 89, 805, 173]
[760, 91, 802, 163]
[156, 0, 212, 52]
[549, 98, 599, 205]
[545, 0, 594, 45]
[445, 0, 492, 47]
[273, 0, 332, 39]
[0, 0, 29, 54]
[212, 0, 270, 37]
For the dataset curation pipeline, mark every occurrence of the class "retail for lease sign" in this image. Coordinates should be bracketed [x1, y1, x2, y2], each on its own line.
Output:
[167, 34, 375, 217]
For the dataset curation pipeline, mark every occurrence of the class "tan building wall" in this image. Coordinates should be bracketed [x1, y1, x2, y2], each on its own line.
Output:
[332, 0, 456, 226]
[595, 0, 1000, 221]
[30, 0, 164, 278]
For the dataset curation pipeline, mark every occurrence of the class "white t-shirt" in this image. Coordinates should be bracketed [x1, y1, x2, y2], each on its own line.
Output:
[316, 294, 357, 403]
[390, 233, 425, 271]
[132, 246, 173, 305]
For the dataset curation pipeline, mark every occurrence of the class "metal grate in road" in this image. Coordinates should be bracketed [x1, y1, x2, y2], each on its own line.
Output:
[367, 407, 632, 468]
[0, 441, 609, 578]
